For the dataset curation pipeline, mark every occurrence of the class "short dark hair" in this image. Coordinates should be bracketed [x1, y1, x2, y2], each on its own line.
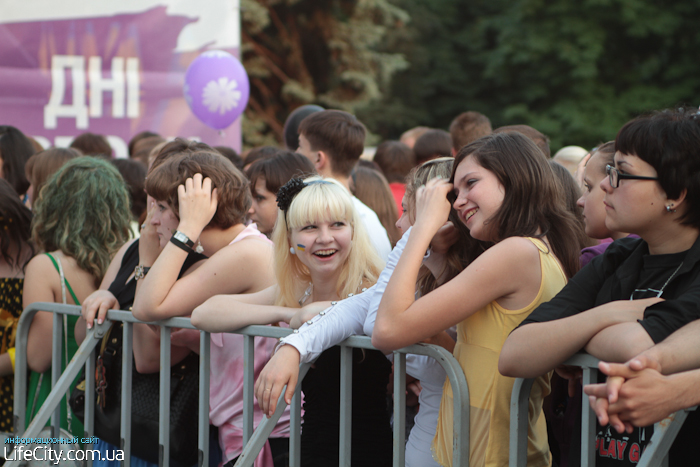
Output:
[128, 131, 160, 156]
[70, 132, 112, 157]
[413, 129, 452, 165]
[131, 135, 166, 166]
[449, 111, 492, 152]
[246, 151, 315, 196]
[373, 141, 415, 183]
[298, 110, 366, 177]
[0, 125, 36, 196]
[25, 147, 80, 201]
[588, 141, 615, 177]
[283, 105, 324, 150]
[244, 146, 282, 168]
[615, 107, 700, 228]
[214, 146, 244, 171]
[111, 158, 147, 220]
[146, 139, 250, 229]
[493, 125, 550, 158]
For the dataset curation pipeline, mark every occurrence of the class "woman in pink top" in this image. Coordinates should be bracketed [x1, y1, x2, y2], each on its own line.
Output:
[82, 140, 289, 467]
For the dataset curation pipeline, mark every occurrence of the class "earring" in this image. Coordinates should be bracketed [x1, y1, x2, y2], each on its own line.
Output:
[196, 239, 204, 254]
[289, 247, 296, 255]
[666, 204, 677, 213]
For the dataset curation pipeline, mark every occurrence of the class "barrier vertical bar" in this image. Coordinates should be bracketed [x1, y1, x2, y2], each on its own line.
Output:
[289, 378, 303, 467]
[121, 321, 134, 467]
[580, 367, 597, 467]
[13, 307, 35, 437]
[52, 310, 62, 438]
[392, 352, 406, 467]
[198, 331, 211, 467]
[339, 345, 353, 467]
[509, 378, 535, 466]
[243, 335, 255, 445]
[159, 326, 171, 467]
[84, 332, 96, 467]
[234, 363, 312, 467]
[638, 409, 693, 467]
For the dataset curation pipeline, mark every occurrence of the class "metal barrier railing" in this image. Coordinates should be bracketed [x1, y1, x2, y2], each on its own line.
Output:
[509, 353, 695, 467]
[11, 303, 471, 467]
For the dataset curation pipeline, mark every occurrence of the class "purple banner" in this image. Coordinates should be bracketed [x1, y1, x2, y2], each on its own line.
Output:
[0, 5, 242, 156]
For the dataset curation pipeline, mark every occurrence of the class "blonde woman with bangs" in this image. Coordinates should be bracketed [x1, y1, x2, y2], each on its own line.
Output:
[192, 176, 392, 467]
[254, 158, 480, 467]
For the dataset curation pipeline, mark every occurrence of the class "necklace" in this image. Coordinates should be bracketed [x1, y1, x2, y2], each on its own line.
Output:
[298, 283, 314, 306]
[630, 261, 684, 300]
[297, 281, 368, 306]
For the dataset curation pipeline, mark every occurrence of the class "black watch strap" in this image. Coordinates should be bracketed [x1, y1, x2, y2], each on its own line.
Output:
[172, 230, 195, 248]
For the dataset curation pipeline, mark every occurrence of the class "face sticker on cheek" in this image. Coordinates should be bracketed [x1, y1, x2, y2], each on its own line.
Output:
[296, 244, 306, 251]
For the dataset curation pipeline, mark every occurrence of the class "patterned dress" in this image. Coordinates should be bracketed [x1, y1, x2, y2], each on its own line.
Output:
[0, 277, 23, 431]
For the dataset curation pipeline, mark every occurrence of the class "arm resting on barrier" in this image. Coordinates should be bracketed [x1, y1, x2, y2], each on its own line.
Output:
[190, 285, 294, 332]
[584, 321, 654, 363]
[499, 298, 660, 378]
[79, 238, 135, 330]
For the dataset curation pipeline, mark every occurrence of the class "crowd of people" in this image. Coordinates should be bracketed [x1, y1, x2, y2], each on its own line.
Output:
[0, 104, 699, 467]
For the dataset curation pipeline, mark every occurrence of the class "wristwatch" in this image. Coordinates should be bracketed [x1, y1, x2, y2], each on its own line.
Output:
[172, 230, 195, 248]
[134, 264, 150, 281]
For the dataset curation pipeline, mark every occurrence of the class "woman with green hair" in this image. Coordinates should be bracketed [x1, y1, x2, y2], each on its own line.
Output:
[23, 156, 131, 438]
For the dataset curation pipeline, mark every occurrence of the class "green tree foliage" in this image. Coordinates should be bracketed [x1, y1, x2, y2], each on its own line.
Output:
[240, 0, 408, 149]
[360, 0, 700, 151]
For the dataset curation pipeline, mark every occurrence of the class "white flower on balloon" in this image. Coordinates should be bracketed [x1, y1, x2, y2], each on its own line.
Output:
[202, 77, 241, 115]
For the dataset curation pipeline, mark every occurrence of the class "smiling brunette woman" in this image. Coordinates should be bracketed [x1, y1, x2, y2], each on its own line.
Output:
[191, 176, 391, 467]
[371, 132, 583, 467]
[499, 108, 700, 466]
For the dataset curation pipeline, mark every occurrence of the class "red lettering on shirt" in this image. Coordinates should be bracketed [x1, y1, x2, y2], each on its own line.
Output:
[630, 443, 640, 463]
[616, 440, 628, 460]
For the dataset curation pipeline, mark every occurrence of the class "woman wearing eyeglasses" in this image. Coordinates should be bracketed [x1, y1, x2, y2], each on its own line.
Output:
[499, 107, 700, 466]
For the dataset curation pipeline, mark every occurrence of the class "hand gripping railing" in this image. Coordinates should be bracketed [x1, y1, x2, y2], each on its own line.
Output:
[508, 353, 695, 467]
[12, 303, 471, 467]
[232, 335, 470, 467]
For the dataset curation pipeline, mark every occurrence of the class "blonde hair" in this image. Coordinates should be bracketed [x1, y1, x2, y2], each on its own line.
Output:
[405, 157, 455, 224]
[403, 157, 476, 295]
[271, 176, 384, 307]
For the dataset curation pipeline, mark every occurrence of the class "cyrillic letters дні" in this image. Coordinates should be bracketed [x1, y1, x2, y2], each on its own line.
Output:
[44, 55, 88, 130]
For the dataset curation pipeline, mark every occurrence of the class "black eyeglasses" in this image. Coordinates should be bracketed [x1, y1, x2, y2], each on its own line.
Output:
[606, 165, 659, 188]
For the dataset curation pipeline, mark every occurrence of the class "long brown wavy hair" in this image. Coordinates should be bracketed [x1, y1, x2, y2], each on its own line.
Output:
[451, 133, 582, 278]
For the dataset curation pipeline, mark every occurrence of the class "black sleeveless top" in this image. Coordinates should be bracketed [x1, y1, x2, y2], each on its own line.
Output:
[300, 346, 393, 467]
[108, 239, 206, 309]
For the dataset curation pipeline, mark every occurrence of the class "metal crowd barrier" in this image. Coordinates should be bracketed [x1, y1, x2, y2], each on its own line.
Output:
[509, 353, 694, 467]
[11, 303, 471, 467]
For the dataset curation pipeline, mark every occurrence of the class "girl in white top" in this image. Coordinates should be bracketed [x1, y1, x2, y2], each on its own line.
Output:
[251, 158, 474, 467]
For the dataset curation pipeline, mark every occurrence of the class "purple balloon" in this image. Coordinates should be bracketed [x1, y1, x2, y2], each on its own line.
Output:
[184, 51, 250, 130]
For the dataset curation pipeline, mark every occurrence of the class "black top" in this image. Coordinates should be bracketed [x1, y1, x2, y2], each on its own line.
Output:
[109, 239, 207, 309]
[520, 235, 700, 343]
[300, 346, 392, 467]
[0, 277, 23, 431]
[519, 235, 700, 466]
